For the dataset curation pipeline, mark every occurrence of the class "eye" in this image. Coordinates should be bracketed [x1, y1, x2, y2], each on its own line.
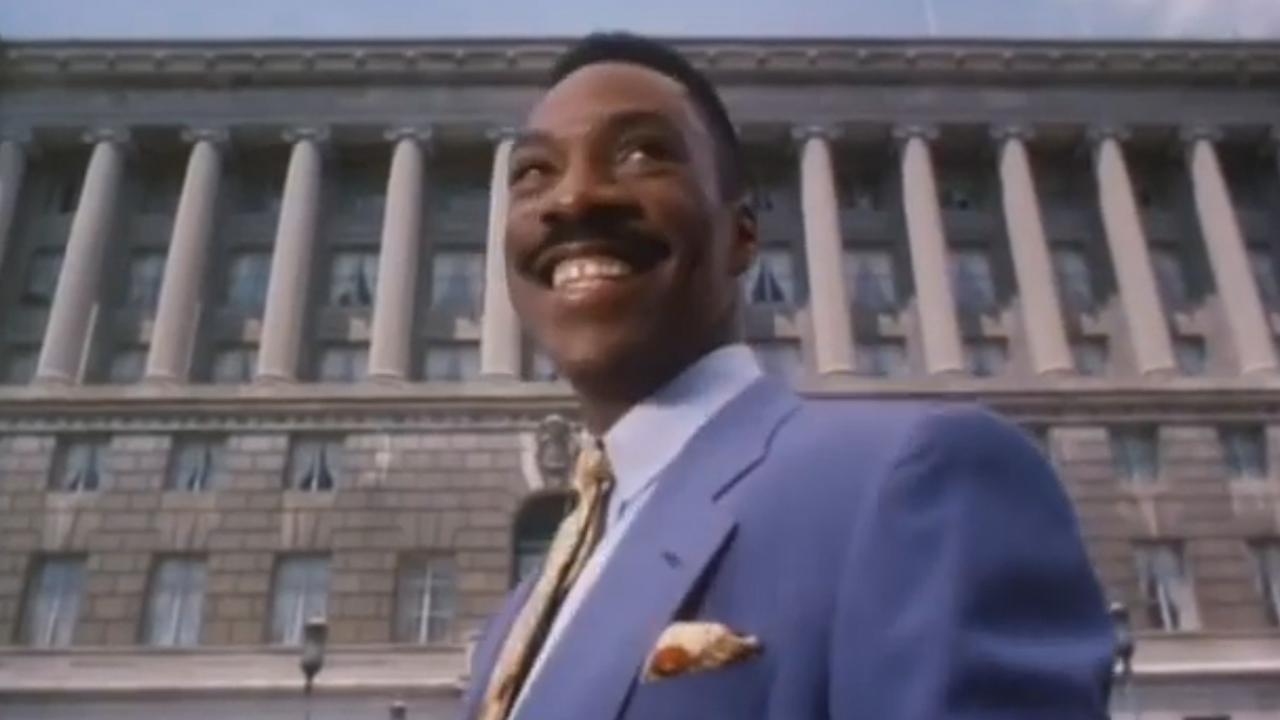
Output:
[509, 159, 553, 188]
[618, 137, 673, 166]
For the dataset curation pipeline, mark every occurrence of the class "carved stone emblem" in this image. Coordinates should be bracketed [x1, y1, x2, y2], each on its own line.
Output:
[534, 414, 578, 489]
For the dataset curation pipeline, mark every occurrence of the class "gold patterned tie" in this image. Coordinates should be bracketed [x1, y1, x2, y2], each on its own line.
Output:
[478, 438, 615, 720]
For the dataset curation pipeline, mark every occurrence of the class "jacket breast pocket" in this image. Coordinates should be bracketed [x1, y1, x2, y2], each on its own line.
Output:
[622, 655, 768, 720]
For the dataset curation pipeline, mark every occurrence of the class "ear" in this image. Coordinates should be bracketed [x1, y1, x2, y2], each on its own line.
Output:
[727, 198, 758, 278]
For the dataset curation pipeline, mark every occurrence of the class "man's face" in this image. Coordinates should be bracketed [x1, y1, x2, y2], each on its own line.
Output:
[504, 62, 756, 390]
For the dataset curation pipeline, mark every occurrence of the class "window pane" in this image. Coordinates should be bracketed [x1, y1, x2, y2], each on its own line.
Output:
[844, 249, 898, 312]
[227, 253, 272, 311]
[328, 252, 379, 308]
[1248, 246, 1280, 311]
[430, 252, 485, 315]
[318, 345, 369, 383]
[288, 438, 344, 492]
[53, 438, 109, 492]
[211, 346, 257, 384]
[856, 341, 909, 377]
[144, 557, 207, 647]
[270, 557, 330, 645]
[22, 557, 85, 647]
[1221, 426, 1267, 482]
[1174, 337, 1207, 376]
[1111, 428, 1158, 484]
[2, 347, 39, 385]
[964, 340, 1007, 377]
[167, 438, 227, 491]
[108, 348, 147, 385]
[744, 249, 795, 306]
[1151, 247, 1189, 309]
[1072, 339, 1108, 376]
[22, 250, 63, 306]
[950, 249, 997, 312]
[1052, 246, 1095, 312]
[395, 557, 458, 644]
[423, 344, 481, 382]
[126, 252, 167, 310]
[1135, 544, 1195, 631]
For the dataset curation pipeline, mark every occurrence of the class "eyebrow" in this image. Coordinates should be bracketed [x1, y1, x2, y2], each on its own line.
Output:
[510, 109, 684, 153]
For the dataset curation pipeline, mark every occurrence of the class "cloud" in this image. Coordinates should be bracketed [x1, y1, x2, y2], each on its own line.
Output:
[1079, 0, 1280, 38]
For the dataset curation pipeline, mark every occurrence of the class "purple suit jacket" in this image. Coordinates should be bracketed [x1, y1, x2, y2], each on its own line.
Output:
[461, 377, 1114, 720]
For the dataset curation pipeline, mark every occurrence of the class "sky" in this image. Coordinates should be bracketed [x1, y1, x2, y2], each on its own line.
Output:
[1, 0, 1279, 40]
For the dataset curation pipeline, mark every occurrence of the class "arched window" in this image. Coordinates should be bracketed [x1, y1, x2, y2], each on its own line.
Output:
[511, 493, 574, 588]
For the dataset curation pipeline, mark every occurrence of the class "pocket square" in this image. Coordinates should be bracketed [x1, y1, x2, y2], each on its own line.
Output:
[641, 621, 761, 683]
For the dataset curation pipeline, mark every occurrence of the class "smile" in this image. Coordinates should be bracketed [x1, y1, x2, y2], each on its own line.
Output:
[528, 236, 672, 294]
[552, 257, 633, 290]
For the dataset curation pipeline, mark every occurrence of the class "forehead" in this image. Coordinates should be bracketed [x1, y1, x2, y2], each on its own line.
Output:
[527, 62, 708, 137]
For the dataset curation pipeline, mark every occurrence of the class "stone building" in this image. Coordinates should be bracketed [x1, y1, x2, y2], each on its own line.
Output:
[0, 35, 1279, 720]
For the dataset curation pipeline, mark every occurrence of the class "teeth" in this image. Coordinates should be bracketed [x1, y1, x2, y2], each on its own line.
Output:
[551, 257, 632, 289]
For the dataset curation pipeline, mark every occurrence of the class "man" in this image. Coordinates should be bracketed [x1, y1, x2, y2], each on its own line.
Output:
[460, 32, 1115, 720]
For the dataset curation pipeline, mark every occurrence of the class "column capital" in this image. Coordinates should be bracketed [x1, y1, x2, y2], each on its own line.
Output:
[991, 124, 1036, 143]
[83, 126, 132, 148]
[892, 124, 940, 144]
[1086, 124, 1131, 146]
[790, 124, 841, 144]
[485, 126, 520, 144]
[181, 126, 230, 148]
[1179, 125, 1222, 146]
[384, 125, 434, 147]
[282, 125, 330, 146]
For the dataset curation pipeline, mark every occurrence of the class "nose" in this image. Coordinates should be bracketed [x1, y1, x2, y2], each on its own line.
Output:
[540, 154, 630, 227]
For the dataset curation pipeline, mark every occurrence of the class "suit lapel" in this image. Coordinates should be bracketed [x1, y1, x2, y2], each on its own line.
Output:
[516, 377, 801, 720]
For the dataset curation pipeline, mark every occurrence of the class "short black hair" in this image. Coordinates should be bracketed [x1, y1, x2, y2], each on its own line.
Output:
[548, 32, 745, 202]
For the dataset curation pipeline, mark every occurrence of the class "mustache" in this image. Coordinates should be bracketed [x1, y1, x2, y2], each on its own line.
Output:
[524, 210, 669, 275]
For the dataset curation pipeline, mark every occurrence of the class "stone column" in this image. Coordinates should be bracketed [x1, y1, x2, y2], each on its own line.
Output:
[0, 129, 31, 278]
[1089, 127, 1176, 376]
[368, 127, 431, 381]
[144, 127, 227, 383]
[894, 125, 964, 375]
[479, 128, 522, 379]
[793, 126, 855, 374]
[1183, 127, 1277, 375]
[993, 125, 1073, 375]
[36, 128, 130, 384]
[256, 127, 327, 382]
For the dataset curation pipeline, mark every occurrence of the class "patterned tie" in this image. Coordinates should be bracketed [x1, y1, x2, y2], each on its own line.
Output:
[477, 438, 615, 720]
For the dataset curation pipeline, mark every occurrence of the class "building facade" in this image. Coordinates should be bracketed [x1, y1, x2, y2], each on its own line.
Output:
[0, 36, 1279, 719]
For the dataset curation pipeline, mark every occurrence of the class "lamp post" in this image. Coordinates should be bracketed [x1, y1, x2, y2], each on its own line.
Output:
[389, 700, 408, 719]
[299, 616, 329, 720]
[1109, 602, 1138, 718]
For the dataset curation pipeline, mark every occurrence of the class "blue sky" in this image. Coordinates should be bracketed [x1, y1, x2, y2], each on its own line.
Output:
[2, 0, 1278, 40]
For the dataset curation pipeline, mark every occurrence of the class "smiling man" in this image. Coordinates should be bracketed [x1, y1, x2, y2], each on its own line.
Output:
[459, 32, 1115, 720]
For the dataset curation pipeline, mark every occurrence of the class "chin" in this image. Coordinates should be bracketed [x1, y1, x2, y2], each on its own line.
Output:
[544, 327, 657, 391]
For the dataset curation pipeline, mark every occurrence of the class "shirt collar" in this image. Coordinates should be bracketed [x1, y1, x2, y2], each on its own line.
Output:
[601, 344, 763, 508]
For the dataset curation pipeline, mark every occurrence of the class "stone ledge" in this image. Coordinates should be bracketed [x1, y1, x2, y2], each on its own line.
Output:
[2, 37, 1280, 89]
[0, 646, 466, 696]
[1130, 631, 1280, 679]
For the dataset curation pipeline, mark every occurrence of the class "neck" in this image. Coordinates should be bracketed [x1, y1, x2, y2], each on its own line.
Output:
[574, 331, 738, 436]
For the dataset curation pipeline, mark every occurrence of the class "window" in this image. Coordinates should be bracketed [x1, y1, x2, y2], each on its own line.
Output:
[1052, 246, 1095, 313]
[52, 437, 110, 492]
[395, 556, 459, 644]
[1221, 426, 1267, 482]
[233, 171, 283, 215]
[43, 174, 83, 214]
[843, 249, 898, 312]
[269, 556, 330, 645]
[318, 344, 369, 383]
[335, 167, 386, 217]
[144, 557, 206, 647]
[1251, 540, 1280, 627]
[2, 347, 39, 385]
[1151, 246, 1190, 310]
[107, 347, 147, 385]
[1174, 337, 1207, 376]
[21, 556, 85, 647]
[1135, 543, 1198, 631]
[949, 249, 997, 312]
[1111, 427, 1158, 484]
[751, 341, 803, 381]
[166, 438, 227, 492]
[938, 175, 985, 211]
[210, 345, 258, 384]
[856, 340, 909, 378]
[423, 343, 481, 382]
[22, 249, 63, 306]
[1248, 246, 1280, 311]
[513, 494, 573, 588]
[1072, 339, 1108, 376]
[328, 252, 378, 308]
[429, 251, 485, 315]
[288, 437, 345, 492]
[744, 248, 796, 306]
[529, 349, 558, 381]
[134, 166, 181, 214]
[226, 252, 272, 312]
[964, 340, 1007, 378]
[125, 252, 167, 310]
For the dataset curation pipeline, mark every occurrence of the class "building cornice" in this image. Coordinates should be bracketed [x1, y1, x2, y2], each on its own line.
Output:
[1, 378, 1280, 431]
[3, 37, 1280, 89]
